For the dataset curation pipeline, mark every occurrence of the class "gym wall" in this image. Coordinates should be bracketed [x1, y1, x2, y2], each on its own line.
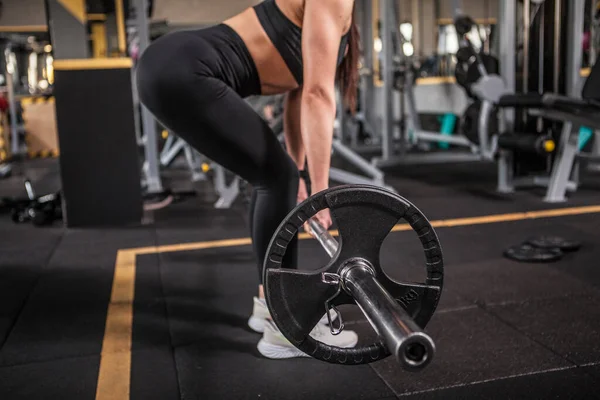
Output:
[152, 0, 261, 25]
[399, 0, 499, 55]
[0, 0, 47, 29]
[437, 0, 499, 20]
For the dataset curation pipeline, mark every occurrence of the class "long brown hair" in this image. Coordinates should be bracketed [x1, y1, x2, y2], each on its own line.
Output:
[337, 5, 360, 113]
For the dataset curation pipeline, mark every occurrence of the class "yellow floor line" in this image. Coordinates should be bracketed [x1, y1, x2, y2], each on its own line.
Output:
[95, 250, 136, 400]
[96, 204, 600, 399]
[124, 205, 600, 255]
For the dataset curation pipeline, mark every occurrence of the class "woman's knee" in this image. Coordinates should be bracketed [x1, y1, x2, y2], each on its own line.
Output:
[255, 156, 298, 200]
[272, 156, 299, 189]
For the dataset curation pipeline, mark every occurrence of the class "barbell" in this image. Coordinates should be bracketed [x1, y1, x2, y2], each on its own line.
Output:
[262, 185, 444, 371]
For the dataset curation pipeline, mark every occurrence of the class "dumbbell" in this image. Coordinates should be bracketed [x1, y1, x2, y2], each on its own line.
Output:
[263, 185, 444, 371]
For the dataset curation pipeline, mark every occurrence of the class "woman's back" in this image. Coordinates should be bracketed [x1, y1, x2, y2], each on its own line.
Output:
[224, 0, 353, 95]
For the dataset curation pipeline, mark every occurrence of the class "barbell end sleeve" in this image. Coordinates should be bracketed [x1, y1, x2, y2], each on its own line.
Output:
[308, 219, 339, 258]
[342, 262, 436, 371]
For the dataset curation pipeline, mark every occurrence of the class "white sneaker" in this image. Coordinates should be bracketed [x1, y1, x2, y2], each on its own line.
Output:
[248, 297, 339, 333]
[257, 319, 358, 360]
[309, 322, 358, 349]
[248, 297, 271, 333]
[257, 320, 309, 359]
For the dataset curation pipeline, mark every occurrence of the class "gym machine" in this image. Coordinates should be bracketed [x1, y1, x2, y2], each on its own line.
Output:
[541, 0, 600, 202]
[158, 133, 205, 182]
[130, 0, 164, 196]
[263, 184, 443, 369]
[454, 0, 597, 202]
[363, 0, 479, 168]
[0, 37, 30, 178]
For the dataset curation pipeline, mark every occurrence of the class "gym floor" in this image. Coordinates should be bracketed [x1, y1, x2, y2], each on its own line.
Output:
[1, 159, 600, 399]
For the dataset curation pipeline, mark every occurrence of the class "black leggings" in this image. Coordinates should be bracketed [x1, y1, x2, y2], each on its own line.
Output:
[137, 25, 299, 281]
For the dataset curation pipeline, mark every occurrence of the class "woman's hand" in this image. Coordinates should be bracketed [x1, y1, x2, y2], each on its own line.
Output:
[301, 185, 333, 237]
[311, 208, 333, 233]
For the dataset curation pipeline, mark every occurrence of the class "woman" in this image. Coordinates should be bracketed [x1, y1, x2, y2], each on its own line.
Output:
[137, 0, 360, 359]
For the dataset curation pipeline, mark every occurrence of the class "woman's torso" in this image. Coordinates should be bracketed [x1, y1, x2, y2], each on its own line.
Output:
[224, 0, 351, 95]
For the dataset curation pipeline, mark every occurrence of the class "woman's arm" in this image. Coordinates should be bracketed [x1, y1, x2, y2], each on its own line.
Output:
[283, 87, 311, 205]
[301, 0, 353, 193]
[283, 87, 305, 170]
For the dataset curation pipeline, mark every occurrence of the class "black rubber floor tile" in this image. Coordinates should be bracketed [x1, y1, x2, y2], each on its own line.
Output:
[547, 239, 600, 288]
[131, 348, 179, 400]
[436, 219, 589, 265]
[49, 239, 132, 267]
[434, 289, 473, 312]
[0, 241, 118, 366]
[133, 254, 171, 351]
[155, 225, 249, 248]
[154, 204, 248, 245]
[564, 216, 600, 237]
[489, 294, 600, 366]
[448, 216, 593, 240]
[378, 214, 585, 279]
[444, 257, 598, 306]
[62, 227, 156, 248]
[411, 195, 536, 222]
[0, 245, 58, 350]
[0, 225, 63, 251]
[371, 307, 570, 395]
[174, 340, 394, 400]
[0, 355, 100, 400]
[387, 181, 463, 202]
[581, 363, 600, 379]
[158, 247, 258, 348]
[339, 289, 471, 329]
[400, 366, 597, 400]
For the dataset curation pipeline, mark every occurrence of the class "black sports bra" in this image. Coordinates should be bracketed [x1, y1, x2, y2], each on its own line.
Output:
[253, 0, 350, 85]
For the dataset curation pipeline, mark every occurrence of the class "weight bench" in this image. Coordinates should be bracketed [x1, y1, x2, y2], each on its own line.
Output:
[494, 60, 600, 202]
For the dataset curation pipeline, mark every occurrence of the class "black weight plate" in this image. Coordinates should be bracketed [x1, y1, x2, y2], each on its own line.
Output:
[263, 185, 444, 365]
[459, 100, 500, 146]
[454, 62, 471, 92]
[503, 243, 563, 263]
[31, 208, 50, 226]
[459, 101, 481, 144]
[526, 236, 582, 252]
[456, 47, 476, 64]
[466, 54, 499, 87]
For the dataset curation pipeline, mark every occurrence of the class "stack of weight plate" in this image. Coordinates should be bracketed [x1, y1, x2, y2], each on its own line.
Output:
[503, 236, 582, 263]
